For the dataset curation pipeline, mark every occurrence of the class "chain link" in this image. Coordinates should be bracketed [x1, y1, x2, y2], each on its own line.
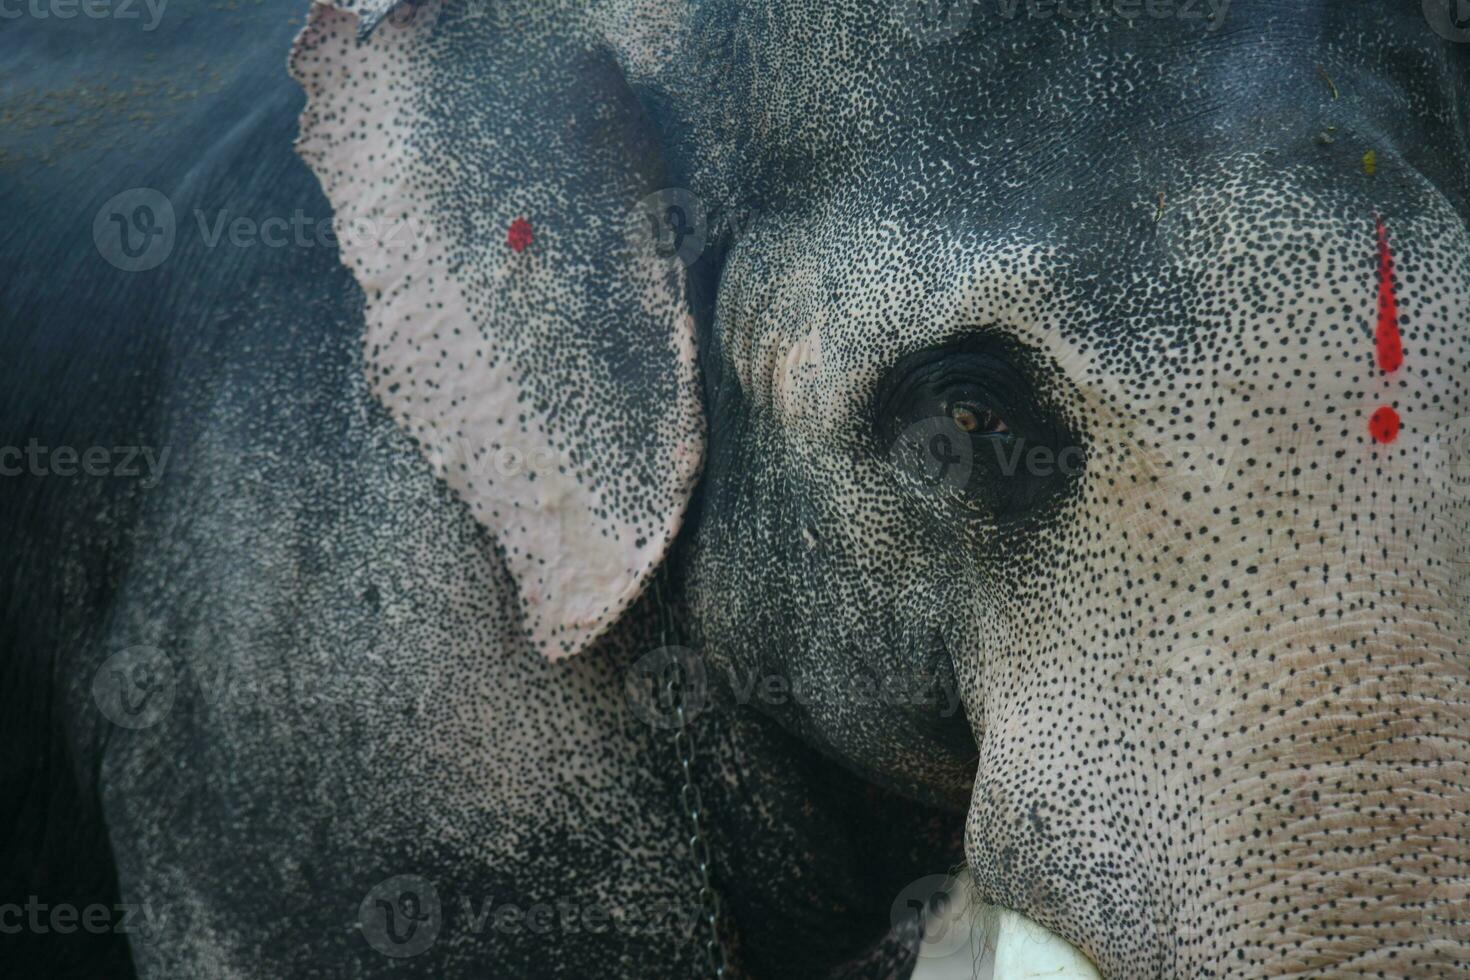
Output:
[658, 577, 730, 979]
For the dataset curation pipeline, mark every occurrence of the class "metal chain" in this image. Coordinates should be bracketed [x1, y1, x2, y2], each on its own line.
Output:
[657, 577, 730, 979]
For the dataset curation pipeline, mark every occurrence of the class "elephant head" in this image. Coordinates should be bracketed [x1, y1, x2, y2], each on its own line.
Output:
[293, 0, 1470, 974]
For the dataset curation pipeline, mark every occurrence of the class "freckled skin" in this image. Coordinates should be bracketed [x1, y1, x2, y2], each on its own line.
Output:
[4, 1, 961, 976]
[672, 3, 1470, 976]
[4, 1, 1469, 979]
[2, 82, 961, 978]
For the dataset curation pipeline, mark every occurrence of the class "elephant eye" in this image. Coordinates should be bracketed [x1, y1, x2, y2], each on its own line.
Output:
[950, 403, 1008, 435]
[872, 336, 1080, 519]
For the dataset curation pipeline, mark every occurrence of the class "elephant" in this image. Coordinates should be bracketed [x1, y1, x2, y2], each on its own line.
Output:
[3, 0, 1469, 976]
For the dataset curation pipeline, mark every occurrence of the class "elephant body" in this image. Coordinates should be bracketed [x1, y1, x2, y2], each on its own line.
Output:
[3, 0, 1468, 977]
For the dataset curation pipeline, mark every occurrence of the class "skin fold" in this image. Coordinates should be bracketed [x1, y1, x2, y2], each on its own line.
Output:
[3, 0, 1468, 978]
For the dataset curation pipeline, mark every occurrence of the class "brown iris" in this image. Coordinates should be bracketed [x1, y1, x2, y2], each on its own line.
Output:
[949, 402, 1008, 435]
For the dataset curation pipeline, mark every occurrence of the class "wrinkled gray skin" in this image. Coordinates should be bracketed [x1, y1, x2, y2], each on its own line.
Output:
[5, 0, 1470, 978]
[675, 3, 1470, 975]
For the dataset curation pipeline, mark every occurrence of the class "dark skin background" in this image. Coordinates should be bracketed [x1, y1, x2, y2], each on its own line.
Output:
[0, 1, 964, 974]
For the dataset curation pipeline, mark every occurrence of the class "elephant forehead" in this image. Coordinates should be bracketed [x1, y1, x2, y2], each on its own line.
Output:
[720, 162, 1470, 443]
[721, 228, 1096, 424]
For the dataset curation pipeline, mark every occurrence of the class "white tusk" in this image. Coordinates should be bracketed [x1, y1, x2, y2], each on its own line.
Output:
[909, 873, 1102, 980]
[989, 907, 1101, 979]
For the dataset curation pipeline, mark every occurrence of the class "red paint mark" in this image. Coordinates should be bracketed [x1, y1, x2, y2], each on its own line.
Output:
[1369, 405, 1400, 444]
[1375, 217, 1403, 372]
[1367, 218, 1404, 445]
[506, 217, 533, 253]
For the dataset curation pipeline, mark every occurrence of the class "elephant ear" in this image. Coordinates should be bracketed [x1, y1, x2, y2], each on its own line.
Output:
[290, 0, 703, 658]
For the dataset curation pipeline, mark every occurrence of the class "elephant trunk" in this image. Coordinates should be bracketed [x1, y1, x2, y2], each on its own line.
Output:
[1178, 595, 1470, 974]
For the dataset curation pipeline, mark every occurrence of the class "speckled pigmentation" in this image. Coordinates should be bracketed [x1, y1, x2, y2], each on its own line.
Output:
[4, 0, 1468, 977]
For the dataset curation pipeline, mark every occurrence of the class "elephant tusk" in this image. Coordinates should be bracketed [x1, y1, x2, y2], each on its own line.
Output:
[909, 873, 1102, 980]
[989, 907, 1101, 979]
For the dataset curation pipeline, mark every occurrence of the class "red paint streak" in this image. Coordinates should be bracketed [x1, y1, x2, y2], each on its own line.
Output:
[1367, 219, 1404, 445]
[506, 217, 533, 253]
[1369, 405, 1400, 444]
[1375, 217, 1403, 372]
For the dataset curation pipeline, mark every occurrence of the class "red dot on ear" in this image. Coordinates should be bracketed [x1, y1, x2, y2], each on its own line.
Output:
[1368, 406, 1400, 444]
[506, 217, 533, 253]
